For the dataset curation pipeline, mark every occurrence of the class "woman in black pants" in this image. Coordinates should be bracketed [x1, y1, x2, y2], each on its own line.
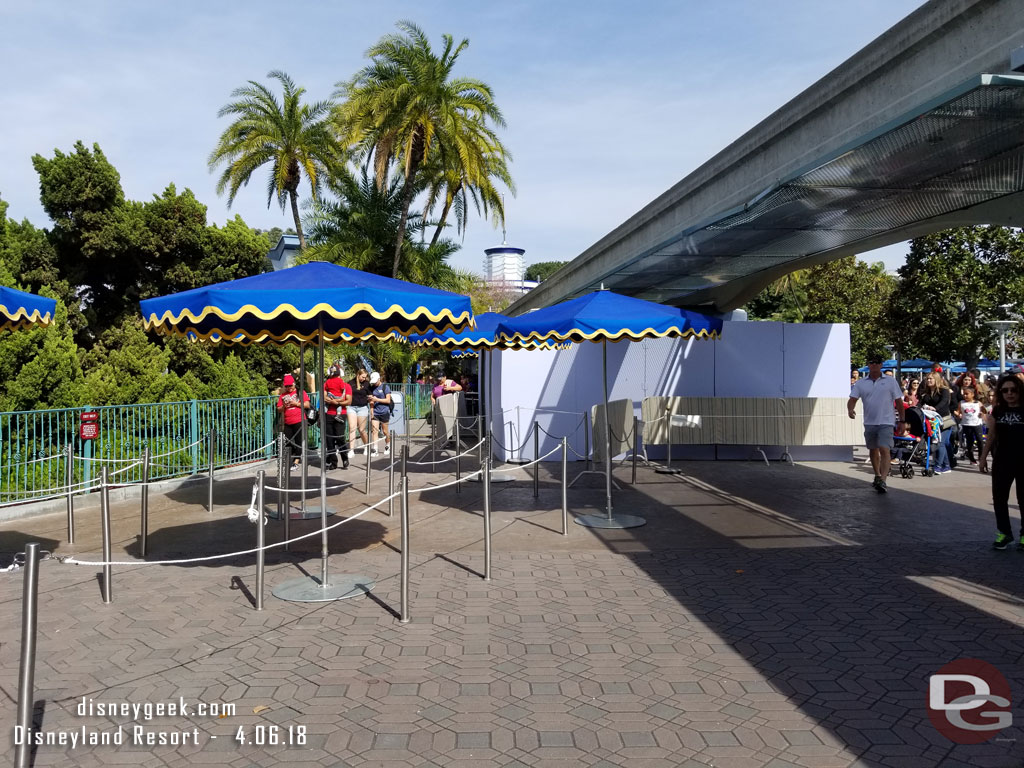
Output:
[979, 373, 1024, 550]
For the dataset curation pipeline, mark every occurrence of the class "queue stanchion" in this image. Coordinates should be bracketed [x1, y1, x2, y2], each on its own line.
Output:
[207, 427, 216, 513]
[584, 412, 591, 470]
[282, 441, 291, 551]
[430, 404, 436, 473]
[561, 437, 569, 536]
[455, 415, 461, 494]
[140, 446, 150, 558]
[388, 452, 395, 517]
[365, 435, 371, 495]
[14, 543, 40, 768]
[533, 421, 540, 498]
[65, 443, 75, 544]
[483, 436, 492, 582]
[255, 470, 265, 611]
[275, 433, 285, 524]
[101, 467, 113, 604]
[632, 415, 639, 485]
[400, 446, 410, 623]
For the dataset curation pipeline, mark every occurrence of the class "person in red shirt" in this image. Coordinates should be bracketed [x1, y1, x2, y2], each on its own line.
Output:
[277, 373, 310, 471]
[323, 364, 351, 470]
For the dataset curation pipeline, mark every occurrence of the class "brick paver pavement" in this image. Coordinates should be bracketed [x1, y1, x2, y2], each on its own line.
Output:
[1, 449, 1022, 767]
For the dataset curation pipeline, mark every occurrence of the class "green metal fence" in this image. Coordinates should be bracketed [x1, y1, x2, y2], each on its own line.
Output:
[0, 396, 284, 505]
[0, 385, 425, 506]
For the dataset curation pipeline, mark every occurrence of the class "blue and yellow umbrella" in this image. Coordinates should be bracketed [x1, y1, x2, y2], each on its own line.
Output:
[0, 286, 57, 332]
[139, 262, 474, 603]
[496, 289, 723, 528]
[140, 262, 473, 343]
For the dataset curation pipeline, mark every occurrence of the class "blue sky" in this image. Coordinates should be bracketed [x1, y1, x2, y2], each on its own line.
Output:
[0, 1, 924, 277]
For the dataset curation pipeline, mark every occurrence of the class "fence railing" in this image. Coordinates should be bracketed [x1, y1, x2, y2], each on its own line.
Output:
[1, 397, 280, 504]
[0, 385, 419, 505]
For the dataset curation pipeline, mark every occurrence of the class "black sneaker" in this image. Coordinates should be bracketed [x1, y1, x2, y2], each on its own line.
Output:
[993, 532, 1013, 550]
[876, 479, 887, 493]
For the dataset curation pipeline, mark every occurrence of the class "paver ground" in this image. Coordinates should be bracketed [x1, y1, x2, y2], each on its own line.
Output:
[1, 447, 1021, 767]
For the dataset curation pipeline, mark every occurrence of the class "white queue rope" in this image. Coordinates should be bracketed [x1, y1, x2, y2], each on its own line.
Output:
[406, 436, 486, 466]
[490, 445, 563, 473]
[0, 452, 65, 469]
[63, 490, 399, 567]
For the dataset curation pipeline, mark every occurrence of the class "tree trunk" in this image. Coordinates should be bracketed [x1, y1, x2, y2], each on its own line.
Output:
[430, 196, 454, 249]
[290, 190, 306, 250]
[392, 166, 419, 278]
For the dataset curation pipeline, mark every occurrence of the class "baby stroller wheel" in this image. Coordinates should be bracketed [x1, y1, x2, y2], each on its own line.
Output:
[907, 466, 915, 478]
[924, 468, 933, 477]
[900, 465, 908, 478]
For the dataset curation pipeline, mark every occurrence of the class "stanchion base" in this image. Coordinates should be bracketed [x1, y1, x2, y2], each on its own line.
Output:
[272, 574, 373, 602]
[467, 474, 515, 484]
[266, 506, 337, 520]
[575, 513, 647, 529]
[655, 467, 683, 475]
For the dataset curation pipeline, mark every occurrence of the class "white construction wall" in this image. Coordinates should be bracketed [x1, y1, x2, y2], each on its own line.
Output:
[483, 321, 852, 462]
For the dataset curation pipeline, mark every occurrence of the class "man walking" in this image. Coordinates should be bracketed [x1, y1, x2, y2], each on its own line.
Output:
[848, 354, 905, 493]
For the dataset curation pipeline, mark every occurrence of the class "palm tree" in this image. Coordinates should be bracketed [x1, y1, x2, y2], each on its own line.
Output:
[334, 21, 511, 277]
[420, 134, 515, 248]
[209, 70, 338, 250]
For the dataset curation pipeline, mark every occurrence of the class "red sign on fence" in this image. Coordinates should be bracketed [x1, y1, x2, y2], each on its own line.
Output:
[79, 411, 99, 440]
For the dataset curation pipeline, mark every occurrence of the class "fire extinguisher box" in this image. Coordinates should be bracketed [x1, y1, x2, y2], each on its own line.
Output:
[79, 410, 99, 441]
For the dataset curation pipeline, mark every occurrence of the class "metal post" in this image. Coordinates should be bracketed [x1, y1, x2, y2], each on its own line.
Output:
[276, 433, 285, 522]
[207, 427, 216, 513]
[632, 415, 639, 485]
[14, 542, 40, 768]
[483, 436, 492, 582]
[298, 345, 308, 516]
[455, 413, 461, 494]
[430, 403, 436, 473]
[533, 420, 540, 498]
[282, 442, 291, 552]
[255, 470, 265, 611]
[584, 412, 591, 470]
[515, 406, 522, 462]
[400, 447, 410, 623]
[140, 446, 150, 558]
[365, 434, 371, 495]
[65, 443, 75, 544]
[388, 451, 396, 517]
[101, 467, 112, 604]
[561, 437, 569, 536]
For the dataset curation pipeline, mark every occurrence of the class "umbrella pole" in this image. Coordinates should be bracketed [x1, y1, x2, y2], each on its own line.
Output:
[575, 339, 645, 529]
[272, 330, 374, 604]
[319, 329, 329, 587]
[299, 345, 308, 517]
[604, 339, 613, 521]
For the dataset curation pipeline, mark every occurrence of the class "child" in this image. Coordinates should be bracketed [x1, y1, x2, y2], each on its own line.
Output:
[959, 386, 986, 465]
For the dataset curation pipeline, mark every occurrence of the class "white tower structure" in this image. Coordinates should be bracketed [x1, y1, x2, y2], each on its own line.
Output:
[484, 244, 526, 283]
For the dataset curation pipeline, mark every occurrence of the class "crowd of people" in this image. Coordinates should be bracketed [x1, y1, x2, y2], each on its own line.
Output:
[276, 364, 394, 471]
[849, 360, 1024, 550]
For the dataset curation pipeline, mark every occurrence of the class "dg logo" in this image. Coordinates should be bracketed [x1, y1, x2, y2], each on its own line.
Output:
[928, 658, 1012, 744]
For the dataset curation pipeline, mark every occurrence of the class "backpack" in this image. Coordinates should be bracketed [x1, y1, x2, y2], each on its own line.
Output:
[385, 386, 395, 414]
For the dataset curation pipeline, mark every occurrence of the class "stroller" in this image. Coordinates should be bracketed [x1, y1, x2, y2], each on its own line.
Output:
[893, 406, 940, 478]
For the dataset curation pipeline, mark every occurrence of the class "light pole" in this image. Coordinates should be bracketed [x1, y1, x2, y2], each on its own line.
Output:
[986, 305, 1017, 374]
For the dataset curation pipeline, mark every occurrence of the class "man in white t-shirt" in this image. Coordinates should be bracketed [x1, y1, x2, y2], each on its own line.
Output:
[848, 354, 906, 493]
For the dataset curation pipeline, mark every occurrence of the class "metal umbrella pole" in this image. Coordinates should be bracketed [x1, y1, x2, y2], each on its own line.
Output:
[273, 327, 374, 604]
[472, 347, 512, 483]
[576, 339, 645, 529]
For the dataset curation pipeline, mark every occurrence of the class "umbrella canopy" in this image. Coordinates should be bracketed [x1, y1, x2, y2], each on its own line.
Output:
[140, 262, 473, 343]
[0, 286, 57, 332]
[408, 312, 568, 351]
[899, 358, 935, 369]
[494, 291, 722, 346]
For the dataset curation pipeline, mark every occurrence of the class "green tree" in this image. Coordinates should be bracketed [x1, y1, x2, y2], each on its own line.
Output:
[801, 257, 898, 365]
[890, 226, 1024, 368]
[209, 71, 338, 250]
[0, 291, 84, 412]
[524, 261, 567, 283]
[335, 21, 509, 278]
